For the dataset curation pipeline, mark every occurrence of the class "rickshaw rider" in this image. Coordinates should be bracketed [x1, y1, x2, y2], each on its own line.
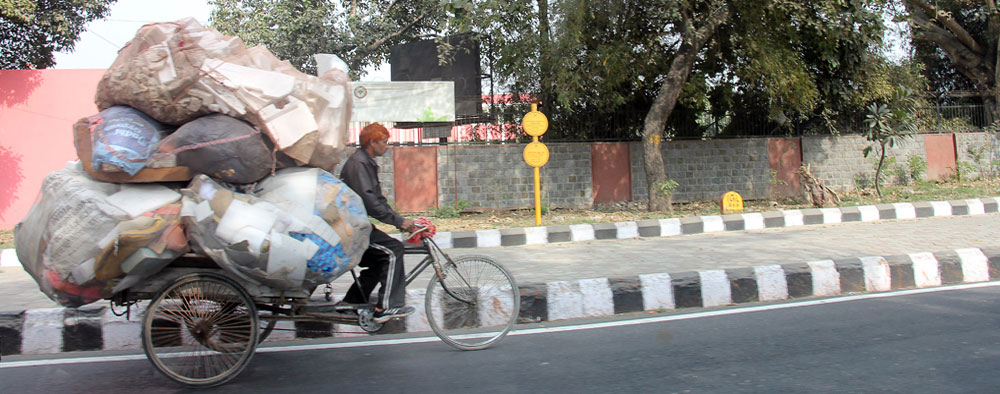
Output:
[339, 123, 418, 322]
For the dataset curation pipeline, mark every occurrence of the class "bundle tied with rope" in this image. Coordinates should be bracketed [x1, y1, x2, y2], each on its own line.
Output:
[87, 17, 353, 183]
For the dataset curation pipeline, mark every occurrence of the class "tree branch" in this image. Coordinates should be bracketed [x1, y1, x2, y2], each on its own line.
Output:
[361, 8, 431, 54]
[908, 4, 992, 86]
[906, 0, 985, 54]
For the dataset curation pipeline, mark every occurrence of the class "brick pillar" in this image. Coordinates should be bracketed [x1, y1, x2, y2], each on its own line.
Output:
[590, 142, 632, 203]
[392, 146, 438, 212]
[923, 134, 957, 181]
[767, 138, 802, 198]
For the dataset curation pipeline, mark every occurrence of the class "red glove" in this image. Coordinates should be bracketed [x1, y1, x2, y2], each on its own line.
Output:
[406, 217, 436, 245]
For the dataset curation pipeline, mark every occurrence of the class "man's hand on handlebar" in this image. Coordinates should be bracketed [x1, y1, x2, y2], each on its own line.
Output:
[400, 218, 419, 233]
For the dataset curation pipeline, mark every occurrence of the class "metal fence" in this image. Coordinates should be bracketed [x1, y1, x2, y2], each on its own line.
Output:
[355, 104, 990, 146]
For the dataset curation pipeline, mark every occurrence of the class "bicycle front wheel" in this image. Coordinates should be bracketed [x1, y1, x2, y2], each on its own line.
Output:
[425, 255, 519, 350]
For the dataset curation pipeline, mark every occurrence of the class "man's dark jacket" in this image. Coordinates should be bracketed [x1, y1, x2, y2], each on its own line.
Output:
[340, 149, 404, 228]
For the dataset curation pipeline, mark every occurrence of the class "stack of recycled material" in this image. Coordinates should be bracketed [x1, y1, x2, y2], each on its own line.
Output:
[15, 18, 372, 308]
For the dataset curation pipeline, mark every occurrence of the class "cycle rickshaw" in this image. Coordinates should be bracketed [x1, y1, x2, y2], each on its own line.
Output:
[113, 231, 520, 387]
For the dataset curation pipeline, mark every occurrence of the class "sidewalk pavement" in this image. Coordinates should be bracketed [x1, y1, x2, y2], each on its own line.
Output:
[1, 198, 999, 356]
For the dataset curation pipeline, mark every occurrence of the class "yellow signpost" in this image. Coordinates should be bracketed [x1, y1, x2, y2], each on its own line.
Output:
[522, 104, 548, 226]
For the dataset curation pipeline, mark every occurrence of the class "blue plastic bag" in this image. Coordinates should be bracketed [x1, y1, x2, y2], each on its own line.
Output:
[91, 106, 173, 175]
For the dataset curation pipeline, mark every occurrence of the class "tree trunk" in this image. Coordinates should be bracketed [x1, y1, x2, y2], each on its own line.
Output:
[536, 0, 555, 121]
[875, 145, 886, 199]
[643, 4, 729, 212]
[904, 0, 998, 123]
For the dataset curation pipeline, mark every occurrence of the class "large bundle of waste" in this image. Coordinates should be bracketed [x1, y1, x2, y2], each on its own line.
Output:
[15, 19, 371, 307]
[94, 17, 352, 174]
[183, 168, 370, 291]
[15, 163, 188, 307]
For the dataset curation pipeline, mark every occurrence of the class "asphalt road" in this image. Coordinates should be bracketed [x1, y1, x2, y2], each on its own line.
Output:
[2, 284, 999, 393]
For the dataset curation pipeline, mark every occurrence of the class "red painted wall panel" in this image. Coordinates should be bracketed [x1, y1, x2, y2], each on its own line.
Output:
[923, 134, 957, 181]
[0, 69, 107, 229]
[767, 138, 802, 198]
[393, 146, 438, 212]
[590, 142, 632, 203]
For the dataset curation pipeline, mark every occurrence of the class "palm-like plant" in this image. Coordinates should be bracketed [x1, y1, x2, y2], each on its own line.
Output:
[864, 87, 918, 199]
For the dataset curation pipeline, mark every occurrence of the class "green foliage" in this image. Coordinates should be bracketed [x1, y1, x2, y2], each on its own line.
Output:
[204, 0, 903, 142]
[906, 154, 927, 182]
[208, 0, 452, 77]
[434, 199, 470, 219]
[655, 179, 680, 198]
[948, 161, 977, 182]
[1, 0, 115, 69]
[769, 169, 787, 186]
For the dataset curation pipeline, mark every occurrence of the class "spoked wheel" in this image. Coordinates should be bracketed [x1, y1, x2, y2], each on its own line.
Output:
[257, 310, 277, 344]
[142, 273, 259, 388]
[425, 255, 519, 350]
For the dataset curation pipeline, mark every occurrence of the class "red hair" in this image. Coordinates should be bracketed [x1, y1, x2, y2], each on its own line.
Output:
[360, 123, 390, 147]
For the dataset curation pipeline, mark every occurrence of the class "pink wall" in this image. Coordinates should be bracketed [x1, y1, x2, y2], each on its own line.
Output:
[0, 69, 106, 229]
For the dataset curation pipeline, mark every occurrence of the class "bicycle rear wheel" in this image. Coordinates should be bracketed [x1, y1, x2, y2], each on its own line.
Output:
[425, 255, 519, 350]
[141, 273, 259, 387]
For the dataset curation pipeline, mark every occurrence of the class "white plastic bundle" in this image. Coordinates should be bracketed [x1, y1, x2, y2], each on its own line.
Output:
[182, 168, 370, 292]
[15, 163, 187, 307]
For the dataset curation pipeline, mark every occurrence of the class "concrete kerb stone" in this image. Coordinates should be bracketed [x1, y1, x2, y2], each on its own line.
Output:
[499, 228, 527, 246]
[4, 246, 997, 356]
[592, 223, 618, 240]
[982, 198, 999, 213]
[636, 219, 661, 237]
[912, 201, 935, 217]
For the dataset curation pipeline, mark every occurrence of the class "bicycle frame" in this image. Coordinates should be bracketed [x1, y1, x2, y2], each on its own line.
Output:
[402, 237, 455, 287]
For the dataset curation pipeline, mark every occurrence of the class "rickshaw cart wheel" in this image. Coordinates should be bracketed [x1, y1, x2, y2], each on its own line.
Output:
[141, 272, 260, 388]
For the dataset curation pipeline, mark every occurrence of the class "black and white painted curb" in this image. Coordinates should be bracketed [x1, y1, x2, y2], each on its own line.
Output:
[1, 246, 997, 356]
[394, 197, 1000, 249]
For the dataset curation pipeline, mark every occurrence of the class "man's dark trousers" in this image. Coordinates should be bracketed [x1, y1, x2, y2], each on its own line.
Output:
[343, 228, 407, 309]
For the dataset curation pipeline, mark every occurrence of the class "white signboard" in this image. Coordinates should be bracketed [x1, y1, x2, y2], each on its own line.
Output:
[350, 81, 455, 122]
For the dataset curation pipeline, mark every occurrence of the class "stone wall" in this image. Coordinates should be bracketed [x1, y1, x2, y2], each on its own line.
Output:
[801, 135, 925, 190]
[956, 132, 1000, 179]
[629, 139, 771, 203]
[337, 132, 993, 213]
[437, 143, 592, 210]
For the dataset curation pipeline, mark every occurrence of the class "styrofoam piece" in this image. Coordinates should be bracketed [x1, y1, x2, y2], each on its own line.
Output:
[203, 59, 295, 99]
[257, 168, 319, 210]
[70, 258, 96, 285]
[232, 226, 269, 255]
[260, 96, 319, 150]
[215, 200, 279, 250]
[106, 184, 181, 218]
[266, 231, 317, 286]
[315, 53, 349, 76]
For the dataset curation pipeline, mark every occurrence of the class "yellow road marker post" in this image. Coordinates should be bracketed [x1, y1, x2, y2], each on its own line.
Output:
[522, 104, 549, 226]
